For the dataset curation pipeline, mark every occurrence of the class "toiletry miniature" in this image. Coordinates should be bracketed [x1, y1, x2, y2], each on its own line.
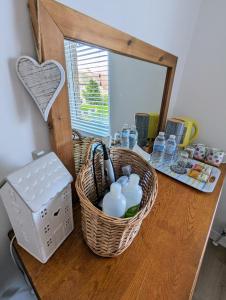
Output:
[122, 174, 143, 210]
[102, 182, 126, 218]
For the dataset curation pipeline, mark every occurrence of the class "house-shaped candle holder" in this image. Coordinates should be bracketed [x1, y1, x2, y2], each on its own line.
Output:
[0, 152, 74, 263]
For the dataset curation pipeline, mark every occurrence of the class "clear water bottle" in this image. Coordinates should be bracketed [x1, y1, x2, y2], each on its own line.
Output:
[121, 124, 130, 148]
[163, 135, 177, 164]
[152, 132, 166, 163]
[129, 125, 138, 149]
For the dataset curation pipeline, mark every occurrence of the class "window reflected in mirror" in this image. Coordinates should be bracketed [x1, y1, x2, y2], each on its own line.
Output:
[64, 40, 110, 137]
[64, 40, 167, 140]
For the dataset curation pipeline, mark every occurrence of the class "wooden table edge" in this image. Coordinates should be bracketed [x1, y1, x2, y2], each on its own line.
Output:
[8, 165, 226, 300]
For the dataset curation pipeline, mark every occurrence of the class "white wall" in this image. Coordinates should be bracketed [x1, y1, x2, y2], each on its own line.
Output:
[0, 0, 50, 290]
[173, 0, 226, 244]
[109, 52, 166, 134]
[58, 0, 202, 115]
[0, 0, 202, 290]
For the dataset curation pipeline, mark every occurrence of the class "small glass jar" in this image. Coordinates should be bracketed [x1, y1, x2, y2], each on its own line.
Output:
[177, 150, 189, 168]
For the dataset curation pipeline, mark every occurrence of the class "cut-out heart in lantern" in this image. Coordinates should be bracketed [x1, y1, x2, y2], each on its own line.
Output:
[16, 56, 65, 121]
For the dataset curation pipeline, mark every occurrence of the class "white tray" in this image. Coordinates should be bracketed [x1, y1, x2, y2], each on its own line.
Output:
[149, 159, 221, 193]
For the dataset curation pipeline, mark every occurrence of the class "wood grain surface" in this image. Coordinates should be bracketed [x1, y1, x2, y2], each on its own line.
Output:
[41, 0, 177, 67]
[29, 0, 75, 177]
[12, 165, 226, 300]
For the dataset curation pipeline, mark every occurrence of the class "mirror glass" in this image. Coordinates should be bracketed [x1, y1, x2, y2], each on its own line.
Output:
[64, 39, 167, 145]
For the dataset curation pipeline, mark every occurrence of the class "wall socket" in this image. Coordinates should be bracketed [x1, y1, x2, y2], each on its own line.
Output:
[32, 150, 46, 160]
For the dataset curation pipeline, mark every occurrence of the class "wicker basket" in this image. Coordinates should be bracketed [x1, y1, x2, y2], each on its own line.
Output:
[76, 147, 158, 257]
[72, 129, 101, 175]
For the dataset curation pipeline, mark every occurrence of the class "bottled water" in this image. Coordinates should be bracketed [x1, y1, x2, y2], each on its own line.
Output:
[121, 124, 130, 148]
[163, 135, 177, 164]
[129, 125, 138, 149]
[152, 132, 166, 163]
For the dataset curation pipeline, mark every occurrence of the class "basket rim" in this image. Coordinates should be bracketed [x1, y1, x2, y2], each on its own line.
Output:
[75, 148, 158, 225]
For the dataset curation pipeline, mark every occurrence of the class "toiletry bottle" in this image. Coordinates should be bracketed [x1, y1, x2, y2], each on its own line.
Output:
[103, 182, 126, 217]
[151, 132, 166, 164]
[117, 176, 129, 188]
[121, 124, 130, 148]
[129, 125, 138, 149]
[163, 134, 177, 164]
[122, 174, 143, 211]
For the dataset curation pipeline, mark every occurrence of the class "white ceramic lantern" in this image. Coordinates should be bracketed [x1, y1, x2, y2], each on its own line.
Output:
[0, 152, 74, 263]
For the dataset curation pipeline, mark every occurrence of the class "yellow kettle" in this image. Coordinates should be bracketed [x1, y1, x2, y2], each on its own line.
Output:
[173, 116, 199, 148]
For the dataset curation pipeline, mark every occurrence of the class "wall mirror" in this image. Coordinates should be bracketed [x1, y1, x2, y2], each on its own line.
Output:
[64, 40, 167, 140]
[28, 0, 177, 176]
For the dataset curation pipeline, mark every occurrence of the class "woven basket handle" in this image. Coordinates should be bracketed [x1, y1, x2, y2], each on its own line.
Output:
[72, 129, 82, 140]
[84, 138, 103, 165]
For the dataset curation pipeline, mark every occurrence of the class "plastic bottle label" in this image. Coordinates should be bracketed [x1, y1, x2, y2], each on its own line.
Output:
[153, 144, 165, 152]
[122, 131, 128, 137]
[165, 144, 176, 155]
[129, 135, 137, 149]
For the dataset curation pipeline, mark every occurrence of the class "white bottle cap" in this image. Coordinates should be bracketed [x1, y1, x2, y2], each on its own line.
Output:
[117, 176, 129, 186]
[169, 135, 176, 139]
[129, 174, 140, 185]
[159, 132, 165, 136]
[110, 182, 121, 195]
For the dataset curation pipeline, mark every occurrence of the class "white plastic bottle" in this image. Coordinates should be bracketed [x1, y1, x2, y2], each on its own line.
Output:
[121, 124, 130, 148]
[122, 174, 143, 211]
[116, 176, 129, 188]
[163, 135, 177, 164]
[151, 132, 166, 164]
[103, 182, 126, 217]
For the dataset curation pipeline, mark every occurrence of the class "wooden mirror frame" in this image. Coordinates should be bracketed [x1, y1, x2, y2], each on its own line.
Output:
[28, 0, 177, 176]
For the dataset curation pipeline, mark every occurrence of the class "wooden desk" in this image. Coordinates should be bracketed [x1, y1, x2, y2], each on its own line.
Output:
[11, 166, 226, 300]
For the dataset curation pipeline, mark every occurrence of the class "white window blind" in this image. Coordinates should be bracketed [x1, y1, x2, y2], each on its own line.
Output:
[64, 40, 110, 137]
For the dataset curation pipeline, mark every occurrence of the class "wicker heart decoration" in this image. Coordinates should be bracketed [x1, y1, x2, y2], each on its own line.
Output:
[16, 56, 65, 121]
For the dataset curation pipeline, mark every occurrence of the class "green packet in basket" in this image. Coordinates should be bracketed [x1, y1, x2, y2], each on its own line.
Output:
[124, 205, 140, 218]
